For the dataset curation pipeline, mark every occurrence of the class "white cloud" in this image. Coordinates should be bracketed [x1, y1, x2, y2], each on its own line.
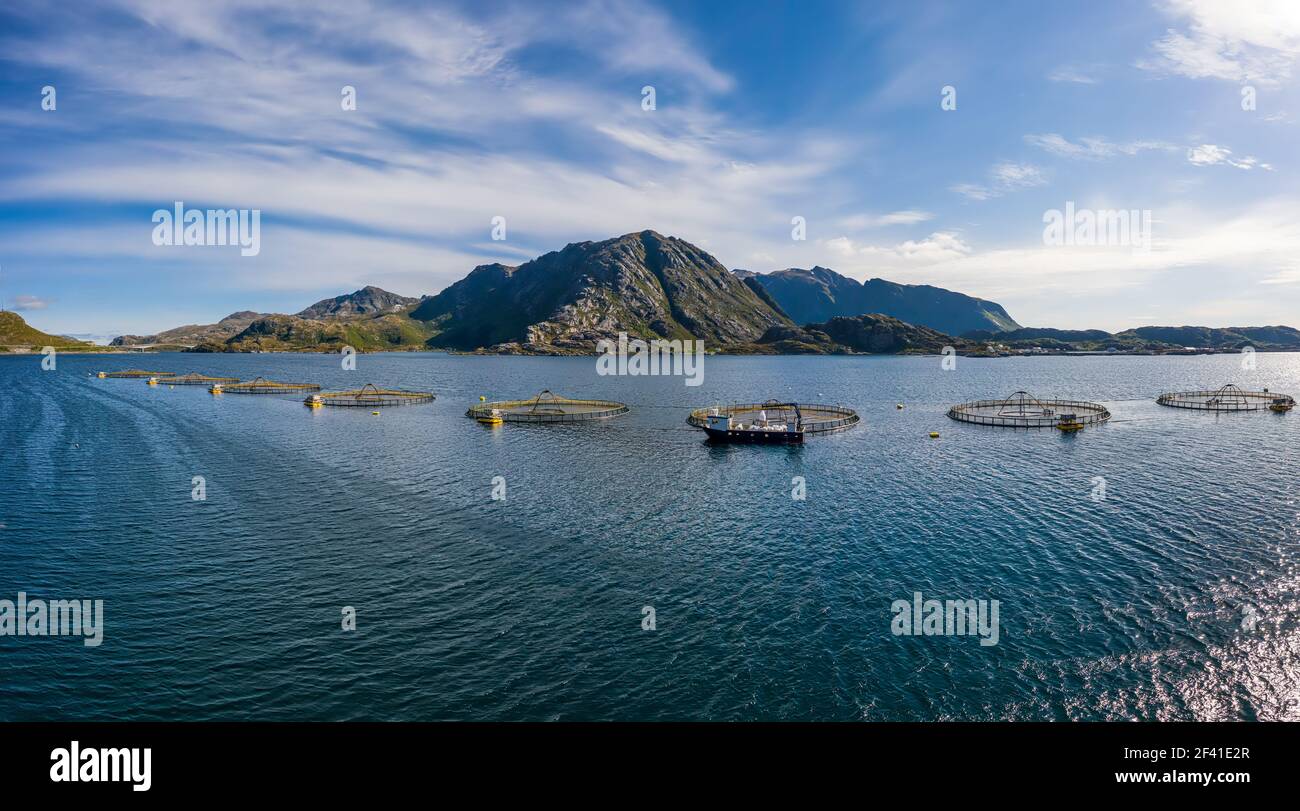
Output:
[1186, 144, 1272, 170]
[0, 0, 853, 307]
[836, 210, 934, 229]
[1138, 0, 1300, 83]
[10, 295, 51, 311]
[1047, 66, 1101, 84]
[873, 210, 934, 226]
[808, 197, 1300, 330]
[823, 231, 972, 265]
[1259, 267, 1300, 285]
[952, 162, 1046, 201]
[1024, 133, 1178, 160]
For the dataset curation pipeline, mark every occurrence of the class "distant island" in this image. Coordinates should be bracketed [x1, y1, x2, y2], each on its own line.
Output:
[7, 230, 1300, 357]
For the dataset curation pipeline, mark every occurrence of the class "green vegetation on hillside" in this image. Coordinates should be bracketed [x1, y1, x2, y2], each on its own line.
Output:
[0, 311, 98, 350]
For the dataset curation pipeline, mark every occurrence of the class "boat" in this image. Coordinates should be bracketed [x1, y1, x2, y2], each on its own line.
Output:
[1269, 397, 1294, 413]
[305, 395, 324, 409]
[476, 408, 504, 426]
[702, 404, 804, 444]
[1055, 413, 1085, 432]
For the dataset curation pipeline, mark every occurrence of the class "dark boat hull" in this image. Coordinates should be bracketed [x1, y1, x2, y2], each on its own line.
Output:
[702, 426, 804, 444]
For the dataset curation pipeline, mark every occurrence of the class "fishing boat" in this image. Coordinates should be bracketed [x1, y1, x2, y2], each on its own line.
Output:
[702, 403, 804, 444]
[476, 408, 504, 425]
[1055, 413, 1085, 432]
[1269, 397, 1294, 413]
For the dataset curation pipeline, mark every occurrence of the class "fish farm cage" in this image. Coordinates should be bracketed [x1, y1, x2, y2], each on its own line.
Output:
[687, 400, 860, 434]
[305, 383, 436, 408]
[466, 390, 629, 423]
[212, 376, 321, 394]
[947, 390, 1111, 429]
[155, 372, 242, 386]
[101, 369, 168, 378]
[1156, 384, 1295, 412]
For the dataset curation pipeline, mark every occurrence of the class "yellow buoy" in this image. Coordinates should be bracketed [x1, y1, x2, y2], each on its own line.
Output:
[97, 372, 106, 379]
[479, 395, 486, 401]
[371, 411, 380, 415]
[929, 431, 940, 438]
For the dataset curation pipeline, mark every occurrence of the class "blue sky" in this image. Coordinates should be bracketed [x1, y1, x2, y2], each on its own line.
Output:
[2, 0, 1298, 338]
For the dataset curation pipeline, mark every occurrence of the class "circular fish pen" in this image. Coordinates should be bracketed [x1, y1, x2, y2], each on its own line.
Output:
[948, 390, 1111, 429]
[687, 400, 859, 434]
[306, 383, 435, 408]
[466, 390, 628, 423]
[102, 369, 168, 379]
[156, 372, 242, 386]
[1157, 384, 1295, 412]
[213, 376, 321, 394]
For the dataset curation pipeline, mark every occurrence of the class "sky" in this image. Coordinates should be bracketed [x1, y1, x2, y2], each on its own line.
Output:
[1, 0, 1299, 338]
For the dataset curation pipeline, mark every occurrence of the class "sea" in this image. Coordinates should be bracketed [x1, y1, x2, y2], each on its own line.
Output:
[1, 350, 1297, 720]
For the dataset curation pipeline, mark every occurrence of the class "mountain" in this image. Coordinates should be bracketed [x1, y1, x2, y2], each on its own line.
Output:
[965, 324, 1300, 353]
[0, 311, 95, 351]
[100, 232, 1300, 356]
[732, 314, 973, 355]
[741, 266, 1020, 336]
[963, 327, 1113, 343]
[295, 286, 418, 320]
[1116, 325, 1300, 350]
[196, 312, 435, 353]
[111, 310, 268, 347]
[410, 230, 790, 353]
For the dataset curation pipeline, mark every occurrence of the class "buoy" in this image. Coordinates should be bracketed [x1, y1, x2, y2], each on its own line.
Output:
[479, 395, 486, 401]
[929, 431, 940, 438]
[896, 404, 904, 409]
[97, 372, 106, 379]
[372, 411, 380, 415]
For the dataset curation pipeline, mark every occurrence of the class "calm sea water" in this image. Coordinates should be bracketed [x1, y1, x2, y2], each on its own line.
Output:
[1, 350, 1298, 721]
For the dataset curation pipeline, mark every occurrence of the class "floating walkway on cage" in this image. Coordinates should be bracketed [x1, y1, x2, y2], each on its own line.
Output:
[466, 390, 628, 423]
[153, 372, 242, 386]
[212, 376, 321, 395]
[100, 369, 168, 379]
[687, 400, 859, 434]
[1156, 384, 1294, 413]
[947, 390, 1111, 430]
[305, 383, 435, 408]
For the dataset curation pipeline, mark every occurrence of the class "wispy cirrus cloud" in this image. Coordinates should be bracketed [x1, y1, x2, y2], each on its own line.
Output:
[0, 0, 848, 305]
[823, 231, 972, 264]
[1186, 144, 1273, 170]
[951, 162, 1046, 201]
[1138, 0, 1300, 83]
[9, 295, 51, 311]
[1047, 65, 1102, 84]
[1024, 133, 1179, 161]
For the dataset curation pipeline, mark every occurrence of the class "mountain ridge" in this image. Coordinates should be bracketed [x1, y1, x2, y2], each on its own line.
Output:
[83, 231, 1300, 356]
[739, 266, 1021, 336]
[411, 230, 790, 353]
